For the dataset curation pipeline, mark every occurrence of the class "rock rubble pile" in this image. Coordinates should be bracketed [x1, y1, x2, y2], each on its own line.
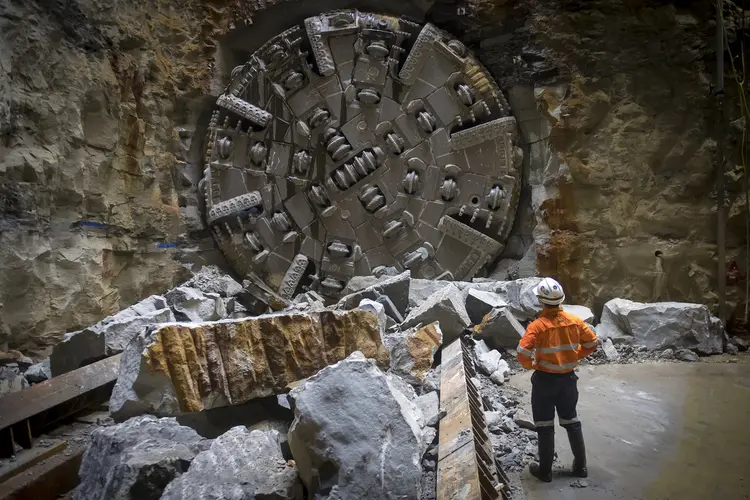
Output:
[4, 264, 742, 499]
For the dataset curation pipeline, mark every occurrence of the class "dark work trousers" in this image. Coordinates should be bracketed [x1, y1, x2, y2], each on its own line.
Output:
[530, 370, 582, 434]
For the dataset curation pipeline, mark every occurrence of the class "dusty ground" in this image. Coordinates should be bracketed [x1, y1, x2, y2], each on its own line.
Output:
[510, 356, 750, 500]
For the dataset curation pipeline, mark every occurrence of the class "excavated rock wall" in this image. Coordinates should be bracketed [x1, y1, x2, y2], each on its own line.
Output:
[1, 0, 746, 349]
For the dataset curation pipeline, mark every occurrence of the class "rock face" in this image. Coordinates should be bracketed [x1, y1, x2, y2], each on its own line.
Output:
[50, 296, 175, 376]
[75, 415, 208, 500]
[383, 322, 442, 385]
[473, 307, 525, 349]
[109, 309, 389, 420]
[288, 352, 423, 500]
[598, 299, 724, 354]
[402, 284, 470, 343]
[161, 427, 302, 500]
[1, 0, 744, 352]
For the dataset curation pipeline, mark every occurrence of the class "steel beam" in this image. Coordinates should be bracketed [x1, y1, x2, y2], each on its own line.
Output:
[437, 336, 510, 500]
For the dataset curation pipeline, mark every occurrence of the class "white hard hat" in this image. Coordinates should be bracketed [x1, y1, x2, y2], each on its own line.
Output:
[534, 277, 565, 306]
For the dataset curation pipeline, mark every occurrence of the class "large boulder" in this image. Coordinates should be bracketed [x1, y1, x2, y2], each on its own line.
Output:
[50, 295, 175, 376]
[165, 287, 226, 322]
[336, 271, 410, 317]
[401, 284, 470, 343]
[0, 364, 29, 397]
[472, 307, 525, 349]
[288, 352, 423, 499]
[74, 415, 208, 500]
[161, 427, 301, 500]
[598, 299, 724, 354]
[110, 309, 389, 420]
[382, 322, 442, 385]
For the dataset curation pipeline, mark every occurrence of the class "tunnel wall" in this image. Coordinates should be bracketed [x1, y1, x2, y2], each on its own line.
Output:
[0, 0, 746, 350]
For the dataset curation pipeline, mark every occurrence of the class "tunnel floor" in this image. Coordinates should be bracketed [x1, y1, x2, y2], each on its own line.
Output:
[510, 359, 750, 500]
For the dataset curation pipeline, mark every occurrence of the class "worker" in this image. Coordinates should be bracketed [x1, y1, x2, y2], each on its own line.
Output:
[516, 277, 598, 482]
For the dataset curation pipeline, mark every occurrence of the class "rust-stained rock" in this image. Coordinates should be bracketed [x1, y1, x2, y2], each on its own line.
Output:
[110, 309, 389, 420]
[383, 322, 442, 385]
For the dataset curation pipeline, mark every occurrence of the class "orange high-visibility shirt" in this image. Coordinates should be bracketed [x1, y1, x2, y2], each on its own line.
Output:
[517, 308, 598, 373]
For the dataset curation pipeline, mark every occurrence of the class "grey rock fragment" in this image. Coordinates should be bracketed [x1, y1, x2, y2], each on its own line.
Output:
[513, 410, 535, 431]
[597, 299, 724, 354]
[505, 277, 543, 321]
[415, 392, 440, 427]
[731, 336, 749, 351]
[161, 427, 301, 500]
[24, 358, 51, 384]
[358, 298, 387, 337]
[74, 415, 208, 500]
[465, 289, 508, 324]
[336, 271, 410, 316]
[182, 266, 243, 297]
[401, 284, 470, 344]
[0, 350, 33, 370]
[476, 349, 509, 378]
[50, 296, 175, 376]
[570, 479, 589, 488]
[376, 295, 405, 323]
[166, 287, 225, 322]
[288, 352, 422, 499]
[602, 338, 620, 361]
[726, 343, 739, 355]
[562, 305, 595, 324]
[675, 349, 699, 362]
[659, 348, 675, 360]
[0, 364, 29, 397]
[421, 366, 441, 393]
[473, 307, 525, 349]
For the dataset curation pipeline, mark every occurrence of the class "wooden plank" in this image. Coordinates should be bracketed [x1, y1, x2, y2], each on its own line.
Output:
[0, 354, 121, 432]
[0, 440, 67, 483]
[0, 444, 84, 500]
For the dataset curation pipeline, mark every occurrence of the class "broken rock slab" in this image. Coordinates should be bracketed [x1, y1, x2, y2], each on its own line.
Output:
[110, 309, 389, 420]
[165, 286, 226, 322]
[465, 289, 508, 324]
[382, 322, 442, 385]
[475, 349, 510, 383]
[598, 299, 724, 354]
[336, 271, 410, 317]
[415, 391, 440, 427]
[473, 307, 525, 349]
[50, 295, 175, 376]
[74, 415, 209, 500]
[288, 352, 422, 500]
[24, 358, 51, 384]
[401, 284, 470, 344]
[161, 427, 302, 500]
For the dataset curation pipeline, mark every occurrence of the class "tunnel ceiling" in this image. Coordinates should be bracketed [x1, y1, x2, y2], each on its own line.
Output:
[199, 9, 523, 300]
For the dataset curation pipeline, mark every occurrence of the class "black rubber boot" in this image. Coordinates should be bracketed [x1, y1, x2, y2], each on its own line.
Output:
[567, 427, 588, 478]
[529, 429, 554, 482]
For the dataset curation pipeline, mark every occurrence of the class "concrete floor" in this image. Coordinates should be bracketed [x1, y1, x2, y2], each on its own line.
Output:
[511, 360, 750, 500]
